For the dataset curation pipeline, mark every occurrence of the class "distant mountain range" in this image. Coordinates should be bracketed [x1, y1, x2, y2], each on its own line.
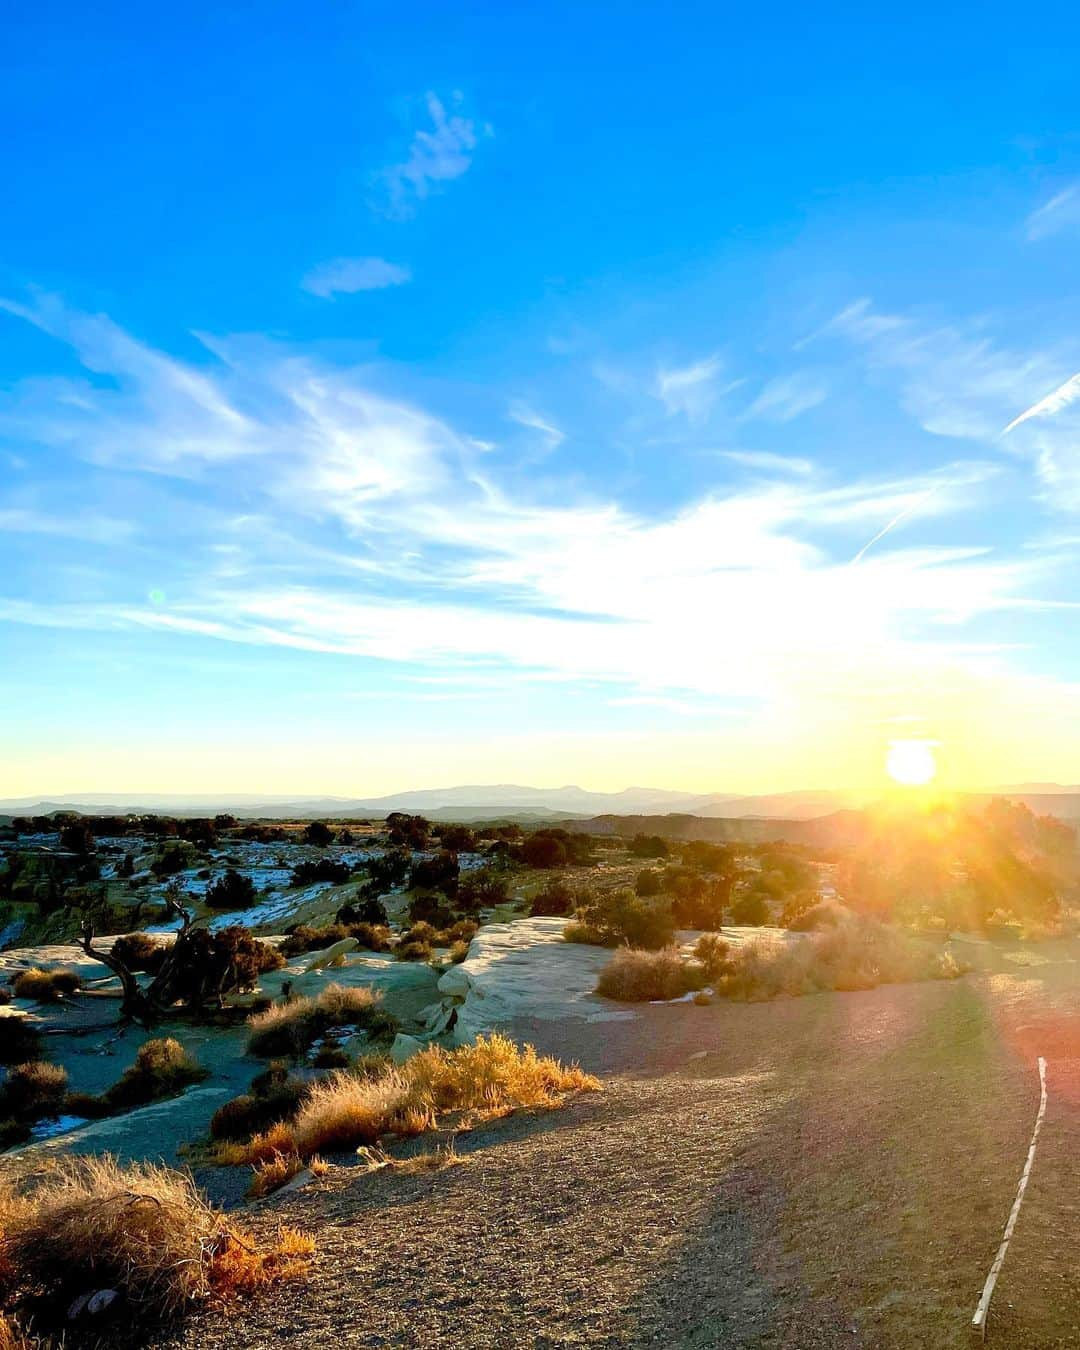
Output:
[2, 783, 1080, 824]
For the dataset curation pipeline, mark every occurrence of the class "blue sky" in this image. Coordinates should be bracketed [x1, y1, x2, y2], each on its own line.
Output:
[3, 1, 1080, 795]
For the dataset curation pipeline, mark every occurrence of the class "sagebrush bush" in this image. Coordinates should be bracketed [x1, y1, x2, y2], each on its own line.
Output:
[718, 920, 965, 1001]
[11, 969, 81, 1003]
[230, 1033, 599, 1162]
[102, 1038, 207, 1111]
[595, 948, 703, 1002]
[694, 933, 733, 981]
[395, 938, 433, 963]
[111, 932, 167, 973]
[247, 984, 394, 1058]
[0, 1156, 312, 1325]
[0, 1064, 68, 1123]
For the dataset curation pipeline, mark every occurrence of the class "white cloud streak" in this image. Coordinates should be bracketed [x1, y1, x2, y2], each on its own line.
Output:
[380, 92, 483, 217]
[1001, 370, 1080, 436]
[1026, 184, 1080, 241]
[0, 294, 1067, 734]
[302, 257, 412, 297]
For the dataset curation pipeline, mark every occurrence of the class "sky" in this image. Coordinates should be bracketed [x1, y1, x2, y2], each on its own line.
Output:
[2, 1, 1080, 797]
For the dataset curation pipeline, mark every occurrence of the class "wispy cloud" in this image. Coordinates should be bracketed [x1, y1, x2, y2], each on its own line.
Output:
[820, 296, 1080, 508]
[742, 371, 827, 423]
[508, 401, 564, 451]
[0, 295, 1065, 739]
[719, 450, 814, 476]
[379, 92, 485, 218]
[1026, 184, 1080, 241]
[302, 257, 411, 298]
[655, 354, 733, 421]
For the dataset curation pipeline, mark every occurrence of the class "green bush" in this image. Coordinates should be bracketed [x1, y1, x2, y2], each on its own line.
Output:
[564, 889, 675, 950]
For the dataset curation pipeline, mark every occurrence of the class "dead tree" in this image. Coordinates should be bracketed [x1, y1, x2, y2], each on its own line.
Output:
[79, 889, 272, 1027]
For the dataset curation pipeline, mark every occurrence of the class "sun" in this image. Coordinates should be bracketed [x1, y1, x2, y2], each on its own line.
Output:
[885, 739, 938, 787]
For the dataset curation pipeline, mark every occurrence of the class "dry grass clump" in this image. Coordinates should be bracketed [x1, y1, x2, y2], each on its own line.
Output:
[102, 1038, 207, 1111]
[595, 947, 703, 1002]
[10, 970, 81, 1004]
[231, 1033, 599, 1162]
[719, 920, 966, 1000]
[0, 1157, 312, 1329]
[247, 984, 395, 1058]
[247, 1153, 327, 1199]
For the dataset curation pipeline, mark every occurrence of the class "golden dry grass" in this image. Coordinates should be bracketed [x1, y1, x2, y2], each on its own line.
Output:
[595, 947, 702, 1002]
[0, 1156, 314, 1328]
[247, 983, 383, 1057]
[247, 1153, 328, 1199]
[10, 970, 80, 1003]
[228, 1034, 600, 1162]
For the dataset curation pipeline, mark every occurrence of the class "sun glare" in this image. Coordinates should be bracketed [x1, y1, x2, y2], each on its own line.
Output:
[885, 739, 938, 787]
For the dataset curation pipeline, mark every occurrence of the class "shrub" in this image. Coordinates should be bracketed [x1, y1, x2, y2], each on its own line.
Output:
[629, 834, 669, 859]
[456, 867, 508, 911]
[635, 869, 662, 897]
[730, 890, 771, 926]
[102, 1038, 207, 1111]
[395, 939, 433, 963]
[280, 922, 392, 957]
[0, 1156, 311, 1323]
[520, 834, 567, 869]
[565, 890, 675, 950]
[111, 932, 168, 973]
[0, 1063, 68, 1122]
[409, 851, 459, 896]
[313, 1044, 350, 1069]
[205, 869, 258, 910]
[694, 933, 733, 981]
[302, 821, 334, 847]
[448, 940, 470, 964]
[243, 1034, 600, 1161]
[595, 948, 703, 1002]
[0, 1022, 41, 1067]
[11, 969, 81, 1003]
[247, 984, 392, 1058]
[210, 1070, 308, 1142]
[337, 896, 389, 926]
[289, 858, 350, 888]
[717, 920, 966, 1001]
[786, 900, 846, 932]
[529, 879, 576, 917]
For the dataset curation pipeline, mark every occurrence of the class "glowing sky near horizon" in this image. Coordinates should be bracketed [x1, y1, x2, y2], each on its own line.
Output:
[2, 3, 1080, 797]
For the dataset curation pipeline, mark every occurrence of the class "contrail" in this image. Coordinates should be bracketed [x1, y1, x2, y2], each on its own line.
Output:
[1002, 370, 1080, 436]
[850, 485, 940, 564]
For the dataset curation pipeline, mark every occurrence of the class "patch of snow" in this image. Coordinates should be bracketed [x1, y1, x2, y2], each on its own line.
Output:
[31, 1114, 88, 1141]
